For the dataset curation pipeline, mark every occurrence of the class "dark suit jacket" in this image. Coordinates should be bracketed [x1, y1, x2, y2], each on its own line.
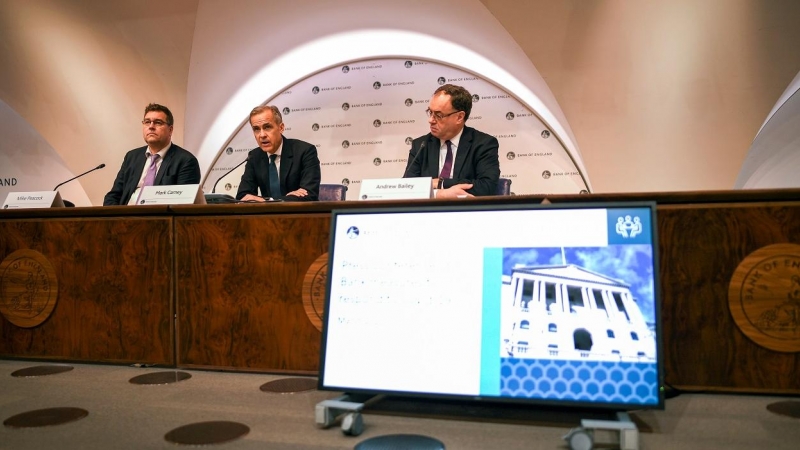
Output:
[403, 126, 500, 197]
[103, 143, 201, 206]
[236, 137, 321, 201]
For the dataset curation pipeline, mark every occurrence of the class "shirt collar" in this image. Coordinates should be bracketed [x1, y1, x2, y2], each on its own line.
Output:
[146, 142, 171, 159]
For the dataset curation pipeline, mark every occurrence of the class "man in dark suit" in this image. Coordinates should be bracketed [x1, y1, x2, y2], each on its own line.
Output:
[403, 84, 499, 198]
[103, 103, 201, 205]
[236, 105, 320, 202]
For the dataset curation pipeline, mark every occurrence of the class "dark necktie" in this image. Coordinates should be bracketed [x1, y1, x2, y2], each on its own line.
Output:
[439, 140, 453, 179]
[268, 154, 281, 199]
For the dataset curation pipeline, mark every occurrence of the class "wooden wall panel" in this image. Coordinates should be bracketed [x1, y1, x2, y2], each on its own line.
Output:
[0, 217, 173, 364]
[175, 214, 330, 373]
[659, 204, 800, 392]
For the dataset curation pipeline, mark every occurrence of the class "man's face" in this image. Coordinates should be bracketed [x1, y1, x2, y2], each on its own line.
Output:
[142, 110, 173, 151]
[428, 93, 464, 141]
[250, 110, 285, 154]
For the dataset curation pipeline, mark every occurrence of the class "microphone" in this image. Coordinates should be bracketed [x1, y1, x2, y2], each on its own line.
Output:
[53, 164, 105, 191]
[403, 140, 427, 178]
[212, 156, 248, 193]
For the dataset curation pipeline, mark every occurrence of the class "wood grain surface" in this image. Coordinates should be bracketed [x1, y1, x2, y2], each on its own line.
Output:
[0, 217, 174, 364]
[658, 205, 800, 392]
[175, 214, 330, 373]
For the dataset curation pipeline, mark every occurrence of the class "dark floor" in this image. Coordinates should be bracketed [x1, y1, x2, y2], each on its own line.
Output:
[0, 359, 798, 449]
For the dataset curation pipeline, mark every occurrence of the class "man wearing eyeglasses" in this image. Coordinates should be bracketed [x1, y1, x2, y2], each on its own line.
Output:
[403, 84, 499, 198]
[103, 103, 200, 205]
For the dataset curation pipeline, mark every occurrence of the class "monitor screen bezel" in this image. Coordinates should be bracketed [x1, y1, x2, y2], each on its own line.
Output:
[318, 201, 664, 411]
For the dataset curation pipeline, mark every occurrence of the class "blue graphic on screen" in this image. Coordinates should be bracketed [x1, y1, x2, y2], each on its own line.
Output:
[484, 244, 659, 406]
[607, 208, 652, 245]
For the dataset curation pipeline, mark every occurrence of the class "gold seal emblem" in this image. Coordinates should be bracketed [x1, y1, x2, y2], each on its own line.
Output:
[729, 243, 800, 352]
[0, 249, 59, 328]
[302, 253, 329, 332]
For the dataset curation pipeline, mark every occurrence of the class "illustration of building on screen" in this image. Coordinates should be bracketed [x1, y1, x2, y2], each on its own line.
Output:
[501, 263, 655, 363]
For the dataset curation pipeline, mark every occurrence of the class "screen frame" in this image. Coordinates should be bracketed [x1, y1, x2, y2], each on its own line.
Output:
[317, 201, 664, 411]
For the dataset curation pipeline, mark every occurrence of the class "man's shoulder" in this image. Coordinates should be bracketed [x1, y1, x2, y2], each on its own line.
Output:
[283, 137, 317, 153]
[167, 143, 198, 160]
[464, 126, 496, 143]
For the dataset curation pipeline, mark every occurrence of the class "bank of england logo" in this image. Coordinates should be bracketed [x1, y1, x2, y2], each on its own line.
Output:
[140, 200, 145, 204]
[542, 170, 551, 179]
[404, 98, 413, 107]
[224, 183, 232, 191]
[615, 215, 642, 238]
[347, 226, 359, 239]
[404, 60, 412, 68]
[373, 157, 381, 166]
[405, 137, 413, 145]
[373, 119, 381, 128]
[311, 86, 320, 94]
[0, 249, 60, 328]
[341, 102, 350, 111]
[342, 65, 350, 73]
[312, 123, 319, 131]
[541, 130, 551, 139]
[506, 151, 515, 160]
[437, 77, 446, 85]
[282, 107, 290, 115]
[373, 81, 381, 90]
[472, 94, 480, 102]
[225, 147, 233, 155]
[341, 178, 350, 186]
[342, 140, 350, 149]
[728, 243, 800, 352]
[302, 253, 329, 332]
[506, 112, 515, 120]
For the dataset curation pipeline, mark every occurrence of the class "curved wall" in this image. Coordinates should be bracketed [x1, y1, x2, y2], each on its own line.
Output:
[735, 72, 800, 189]
[186, 0, 589, 193]
[207, 58, 588, 198]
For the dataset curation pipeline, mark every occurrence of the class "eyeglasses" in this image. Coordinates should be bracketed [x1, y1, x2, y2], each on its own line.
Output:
[142, 119, 169, 127]
[425, 108, 461, 121]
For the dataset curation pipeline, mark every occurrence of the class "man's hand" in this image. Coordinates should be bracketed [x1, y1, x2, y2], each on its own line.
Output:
[286, 188, 308, 197]
[435, 183, 474, 199]
[241, 194, 266, 202]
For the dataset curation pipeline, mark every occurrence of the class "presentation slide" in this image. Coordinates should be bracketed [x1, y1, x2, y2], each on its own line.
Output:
[321, 206, 659, 407]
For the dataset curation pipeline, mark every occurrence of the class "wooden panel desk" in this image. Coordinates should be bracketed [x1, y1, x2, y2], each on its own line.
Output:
[2, 190, 800, 393]
[0, 206, 174, 365]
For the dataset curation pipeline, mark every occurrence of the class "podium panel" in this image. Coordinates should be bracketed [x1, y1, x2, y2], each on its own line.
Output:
[0, 215, 174, 364]
[175, 213, 330, 373]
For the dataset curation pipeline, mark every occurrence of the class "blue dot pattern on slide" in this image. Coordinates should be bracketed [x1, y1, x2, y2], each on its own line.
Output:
[499, 358, 659, 405]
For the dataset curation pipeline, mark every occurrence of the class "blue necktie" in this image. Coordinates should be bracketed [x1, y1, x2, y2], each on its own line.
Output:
[268, 154, 281, 199]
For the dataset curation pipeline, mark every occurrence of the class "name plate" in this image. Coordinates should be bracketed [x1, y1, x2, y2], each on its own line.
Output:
[2, 191, 65, 209]
[138, 184, 206, 205]
[359, 177, 432, 201]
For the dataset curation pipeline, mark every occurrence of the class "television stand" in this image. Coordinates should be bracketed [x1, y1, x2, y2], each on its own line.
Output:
[563, 411, 639, 450]
[315, 393, 376, 436]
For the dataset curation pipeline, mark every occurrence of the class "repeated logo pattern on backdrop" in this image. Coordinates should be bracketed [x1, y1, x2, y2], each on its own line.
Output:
[204, 58, 589, 199]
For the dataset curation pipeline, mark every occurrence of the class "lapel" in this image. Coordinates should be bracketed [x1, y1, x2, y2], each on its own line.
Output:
[279, 136, 292, 189]
[453, 127, 473, 178]
[154, 144, 173, 185]
[427, 135, 440, 177]
[130, 149, 147, 186]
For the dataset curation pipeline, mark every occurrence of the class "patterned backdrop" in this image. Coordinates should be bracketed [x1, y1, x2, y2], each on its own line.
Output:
[204, 58, 589, 199]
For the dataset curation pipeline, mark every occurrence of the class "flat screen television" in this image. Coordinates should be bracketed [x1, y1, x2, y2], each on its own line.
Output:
[318, 202, 664, 411]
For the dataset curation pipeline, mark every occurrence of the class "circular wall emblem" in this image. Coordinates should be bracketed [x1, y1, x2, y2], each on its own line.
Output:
[729, 243, 800, 352]
[0, 249, 59, 328]
[302, 253, 329, 332]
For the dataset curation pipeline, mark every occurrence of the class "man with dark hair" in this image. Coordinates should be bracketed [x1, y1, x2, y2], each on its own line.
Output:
[103, 103, 200, 205]
[236, 105, 321, 201]
[403, 84, 499, 198]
